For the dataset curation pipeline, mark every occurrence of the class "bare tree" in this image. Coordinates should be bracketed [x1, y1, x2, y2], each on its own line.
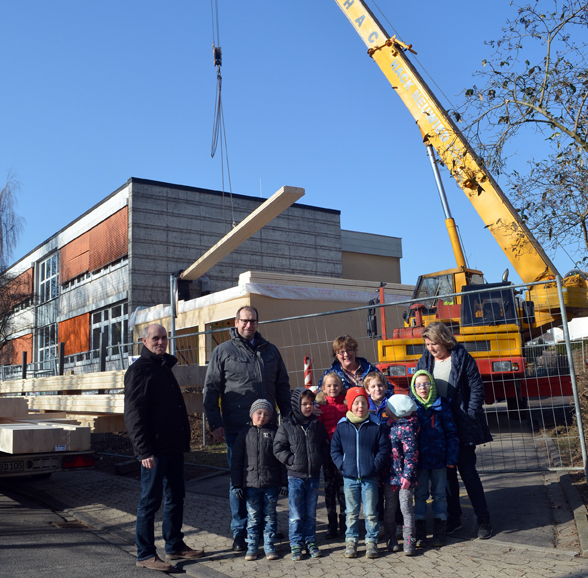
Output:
[0, 173, 24, 270]
[459, 0, 588, 266]
[0, 173, 26, 359]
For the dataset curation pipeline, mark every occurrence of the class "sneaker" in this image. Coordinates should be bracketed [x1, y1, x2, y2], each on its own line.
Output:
[244, 549, 258, 561]
[265, 548, 278, 561]
[366, 542, 378, 559]
[306, 542, 321, 558]
[232, 535, 247, 552]
[291, 545, 303, 561]
[446, 518, 462, 534]
[478, 521, 493, 540]
[344, 541, 358, 558]
[136, 555, 174, 572]
[165, 544, 205, 560]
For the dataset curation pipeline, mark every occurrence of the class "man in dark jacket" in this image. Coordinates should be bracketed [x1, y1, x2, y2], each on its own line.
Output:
[124, 323, 203, 572]
[203, 306, 292, 551]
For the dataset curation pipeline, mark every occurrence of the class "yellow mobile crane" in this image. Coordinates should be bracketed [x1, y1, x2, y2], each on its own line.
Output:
[333, 0, 588, 403]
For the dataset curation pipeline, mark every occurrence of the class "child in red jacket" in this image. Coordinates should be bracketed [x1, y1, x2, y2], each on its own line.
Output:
[316, 371, 347, 538]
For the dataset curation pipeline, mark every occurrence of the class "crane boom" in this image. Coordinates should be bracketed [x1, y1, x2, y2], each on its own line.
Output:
[333, 0, 558, 284]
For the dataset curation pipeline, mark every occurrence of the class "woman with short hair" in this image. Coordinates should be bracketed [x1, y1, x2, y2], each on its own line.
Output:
[416, 322, 493, 540]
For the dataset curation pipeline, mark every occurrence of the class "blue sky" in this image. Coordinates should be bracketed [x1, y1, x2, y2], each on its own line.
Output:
[0, 1, 576, 288]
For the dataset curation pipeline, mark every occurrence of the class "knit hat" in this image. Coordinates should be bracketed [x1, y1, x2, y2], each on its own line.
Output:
[386, 394, 417, 418]
[249, 399, 273, 418]
[345, 386, 369, 408]
[410, 369, 437, 410]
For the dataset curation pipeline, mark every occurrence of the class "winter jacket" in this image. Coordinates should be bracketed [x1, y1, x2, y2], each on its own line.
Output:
[416, 344, 493, 446]
[369, 396, 393, 427]
[318, 356, 393, 394]
[230, 422, 287, 489]
[331, 415, 390, 480]
[316, 393, 348, 440]
[203, 327, 292, 436]
[124, 346, 190, 460]
[413, 397, 459, 470]
[273, 388, 330, 479]
[386, 414, 419, 487]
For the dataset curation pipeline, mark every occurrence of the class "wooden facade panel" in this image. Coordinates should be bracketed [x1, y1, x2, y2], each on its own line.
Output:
[60, 235, 90, 283]
[0, 333, 33, 366]
[59, 207, 128, 283]
[58, 313, 90, 356]
[89, 207, 128, 272]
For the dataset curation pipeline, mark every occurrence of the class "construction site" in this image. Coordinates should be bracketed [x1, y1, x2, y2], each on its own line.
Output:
[1, 0, 588, 569]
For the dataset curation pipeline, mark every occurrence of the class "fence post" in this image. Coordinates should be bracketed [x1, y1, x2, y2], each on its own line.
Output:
[556, 275, 588, 479]
[58, 342, 65, 376]
[99, 331, 107, 372]
[21, 351, 27, 380]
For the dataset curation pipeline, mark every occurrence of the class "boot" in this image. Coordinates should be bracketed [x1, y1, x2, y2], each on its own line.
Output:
[415, 519, 427, 549]
[431, 518, 446, 547]
[326, 513, 338, 538]
[403, 526, 416, 556]
[386, 523, 402, 552]
[339, 514, 347, 536]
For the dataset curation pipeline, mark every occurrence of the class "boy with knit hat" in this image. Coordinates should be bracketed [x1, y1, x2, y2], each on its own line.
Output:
[273, 388, 330, 561]
[231, 399, 287, 561]
[330, 386, 390, 559]
[383, 394, 419, 555]
[410, 370, 459, 548]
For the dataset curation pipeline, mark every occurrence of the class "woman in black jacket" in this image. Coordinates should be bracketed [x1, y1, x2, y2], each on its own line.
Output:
[416, 322, 493, 540]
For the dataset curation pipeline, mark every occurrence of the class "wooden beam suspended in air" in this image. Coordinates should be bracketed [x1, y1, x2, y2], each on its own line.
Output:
[180, 186, 305, 281]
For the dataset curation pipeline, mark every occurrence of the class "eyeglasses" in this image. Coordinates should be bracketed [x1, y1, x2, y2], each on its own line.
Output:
[337, 349, 355, 356]
[238, 319, 258, 325]
[415, 382, 431, 389]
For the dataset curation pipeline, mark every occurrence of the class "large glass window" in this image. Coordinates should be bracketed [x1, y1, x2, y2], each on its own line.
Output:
[91, 302, 129, 358]
[38, 323, 58, 366]
[39, 254, 59, 303]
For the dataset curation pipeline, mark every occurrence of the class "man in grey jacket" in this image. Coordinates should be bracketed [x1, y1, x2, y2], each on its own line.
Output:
[203, 306, 292, 551]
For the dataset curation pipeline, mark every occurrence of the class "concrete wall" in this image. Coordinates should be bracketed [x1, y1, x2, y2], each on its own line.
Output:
[342, 252, 401, 284]
[127, 179, 342, 312]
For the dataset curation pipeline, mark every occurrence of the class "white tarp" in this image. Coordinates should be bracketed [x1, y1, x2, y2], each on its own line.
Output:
[134, 282, 410, 326]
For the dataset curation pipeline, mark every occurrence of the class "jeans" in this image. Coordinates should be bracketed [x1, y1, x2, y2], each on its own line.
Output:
[245, 487, 278, 551]
[343, 477, 379, 543]
[415, 468, 447, 521]
[226, 433, 248, 538]
[447, 445, 490, 523]
[288, 476, 320, 548]
[135, 453, 185, 561]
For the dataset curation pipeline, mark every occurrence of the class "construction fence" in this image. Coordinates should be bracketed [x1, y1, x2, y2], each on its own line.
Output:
[2, 278, 587, 476]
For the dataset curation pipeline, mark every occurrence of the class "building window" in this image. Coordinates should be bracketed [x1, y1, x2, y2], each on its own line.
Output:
[91, 302, 129, 357]
[38, 323, 58, 365]
[39, 254, 59, 303]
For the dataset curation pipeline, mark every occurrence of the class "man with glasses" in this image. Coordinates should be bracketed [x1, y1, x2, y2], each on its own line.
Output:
[204, 306, 292, 552]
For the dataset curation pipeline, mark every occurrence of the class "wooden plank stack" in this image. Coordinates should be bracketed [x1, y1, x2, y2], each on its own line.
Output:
[0, 397, 91, 454]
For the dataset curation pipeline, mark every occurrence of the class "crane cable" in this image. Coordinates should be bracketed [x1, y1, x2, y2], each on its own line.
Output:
[210, 0, 235, 231]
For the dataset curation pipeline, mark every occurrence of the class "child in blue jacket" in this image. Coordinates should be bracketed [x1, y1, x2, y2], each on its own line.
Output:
[411, 370, 459, 548]
[331, 386, 390, 560]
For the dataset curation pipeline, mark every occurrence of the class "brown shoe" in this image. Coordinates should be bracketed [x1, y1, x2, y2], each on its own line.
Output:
[136, 555, 174, 572]
[165, 545, 205, 560]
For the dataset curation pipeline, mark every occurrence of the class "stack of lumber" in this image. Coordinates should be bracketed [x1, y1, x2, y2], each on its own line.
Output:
[0, 397, 91, 454]
[0, 367, 206, 435]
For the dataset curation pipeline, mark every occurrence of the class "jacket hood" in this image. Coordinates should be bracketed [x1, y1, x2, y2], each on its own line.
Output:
[290, 387, 315, 424]
[411, 369, 437, 410]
